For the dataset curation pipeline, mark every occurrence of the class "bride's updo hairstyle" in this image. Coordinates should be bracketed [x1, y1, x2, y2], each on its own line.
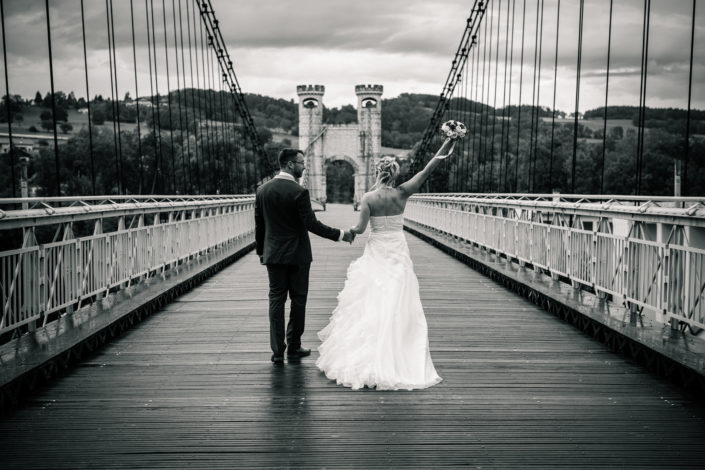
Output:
[374, 157, 400, 189]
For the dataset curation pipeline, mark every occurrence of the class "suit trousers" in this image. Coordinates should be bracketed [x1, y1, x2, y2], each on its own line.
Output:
[266, 263, 311, 355]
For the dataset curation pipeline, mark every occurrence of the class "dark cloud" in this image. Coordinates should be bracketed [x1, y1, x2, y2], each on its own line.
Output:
[0, 0, 701, 109]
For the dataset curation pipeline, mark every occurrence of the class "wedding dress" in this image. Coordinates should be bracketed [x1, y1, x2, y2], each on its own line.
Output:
[316, 214, 442, 390]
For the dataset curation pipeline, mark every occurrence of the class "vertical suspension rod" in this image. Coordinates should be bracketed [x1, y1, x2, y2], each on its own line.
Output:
[1, 0, 16, 198]
[45, 0, 61, 196]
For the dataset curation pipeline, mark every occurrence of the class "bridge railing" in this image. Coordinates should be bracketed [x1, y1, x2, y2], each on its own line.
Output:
[0, 196, 255, 339]
[406, 194, 705, 331]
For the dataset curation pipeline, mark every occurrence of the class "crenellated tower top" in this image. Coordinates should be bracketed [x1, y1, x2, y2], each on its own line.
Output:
[297, 84, 325, 95]
[354, 84, 383, 95]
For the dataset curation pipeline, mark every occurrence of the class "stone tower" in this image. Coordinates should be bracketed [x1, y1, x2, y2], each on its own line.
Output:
[356, 85, 383, 158]
[296, 84, 383, 209]
[296, 84, 325, 152]
[296, 85, 325, 200]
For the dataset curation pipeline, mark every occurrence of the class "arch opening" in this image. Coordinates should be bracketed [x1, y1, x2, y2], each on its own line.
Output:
[325, 160, 355, 204]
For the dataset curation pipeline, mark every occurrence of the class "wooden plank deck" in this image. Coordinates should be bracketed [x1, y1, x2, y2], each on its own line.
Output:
[2, 203, 705, 469]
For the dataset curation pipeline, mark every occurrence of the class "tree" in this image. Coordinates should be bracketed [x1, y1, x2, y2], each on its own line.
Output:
[60, 122, 73, 134]
[40, 106, 68, 122]
[67, 91, 77, 108]
[34, 91, 42, 106]
[0, 94, 23, 123]
[92, 106, 105, 125]
[609, 126, 624, 140]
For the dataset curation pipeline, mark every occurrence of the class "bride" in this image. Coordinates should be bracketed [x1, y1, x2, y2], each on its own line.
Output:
[316, 138, 456, 390]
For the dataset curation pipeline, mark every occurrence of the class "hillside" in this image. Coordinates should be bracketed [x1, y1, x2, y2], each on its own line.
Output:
[3, 90, 703, 151]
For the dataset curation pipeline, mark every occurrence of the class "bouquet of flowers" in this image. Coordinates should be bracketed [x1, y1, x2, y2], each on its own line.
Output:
[440, 120, 467, 140]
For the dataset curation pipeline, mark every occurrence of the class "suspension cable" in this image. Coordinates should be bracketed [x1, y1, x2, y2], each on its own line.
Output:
[129, 0, 144, 194]
[683, 0, 696, 197]
[176, 0, 193, 193]
[600, 0, 613, 194]
[145, 0, 159, 193]
[549, 0, 560, 192]
[78, 0, 96, 195]
[191, 0, 210, 192]
[636, 0, 651, 195]
[1, 0, 16, 198]
[203, 0, 268, 186]
[571, 0, 584, 194]
[207, 32, 220, 192]
[528, 0, 540, 192]
[172, 0, 188, 193]
[498, 0, 511, 192]
[185, 0, 201, 193]
[161, 0, 177, 193]
[414, 0, 486, 175]
[105, 0, 119, 194]
[504, 0, 516, 192]
[45, 0, 61, 196]
[461, 44, 470, 191]
[470, 36, 479, 191]
[514, 0, 527, 191]
[108, 0, 124, 194]
[212, 31, 225, 192]
[479, 6, 489, 192]
[215, 47, 231, 193]
[532, 0, 545, 192]
[149, 0, 165, 193]
[489, 0, 502, 192]
[197, 4, 216, 192]
[206, 30, 221, 192]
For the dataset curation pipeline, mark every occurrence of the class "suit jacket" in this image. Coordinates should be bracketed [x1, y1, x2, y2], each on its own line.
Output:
[255, 177, 340, 265]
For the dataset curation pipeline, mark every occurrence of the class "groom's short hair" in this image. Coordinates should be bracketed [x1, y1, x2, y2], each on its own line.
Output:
[279, 148, 303, 168]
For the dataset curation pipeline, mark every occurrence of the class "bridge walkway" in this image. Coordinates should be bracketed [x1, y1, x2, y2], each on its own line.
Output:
[2, 204, 705, 469]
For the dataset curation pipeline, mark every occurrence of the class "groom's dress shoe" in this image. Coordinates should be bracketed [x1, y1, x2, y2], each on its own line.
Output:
[271, 354, 284, 364]
[287, 347, 311, 359]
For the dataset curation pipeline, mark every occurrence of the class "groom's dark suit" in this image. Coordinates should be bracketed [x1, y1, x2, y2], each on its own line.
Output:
[255, 175, 341, 357]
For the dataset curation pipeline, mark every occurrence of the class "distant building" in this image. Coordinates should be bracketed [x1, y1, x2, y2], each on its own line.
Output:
[0, 132, 69, 155]
[135, 97, 155, 107]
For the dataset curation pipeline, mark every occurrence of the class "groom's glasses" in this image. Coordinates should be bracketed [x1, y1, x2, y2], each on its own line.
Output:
[293, 160, 305, 166]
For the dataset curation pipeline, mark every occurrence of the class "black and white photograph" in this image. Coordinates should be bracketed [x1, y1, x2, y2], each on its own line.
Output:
[1, 0, 705, 468]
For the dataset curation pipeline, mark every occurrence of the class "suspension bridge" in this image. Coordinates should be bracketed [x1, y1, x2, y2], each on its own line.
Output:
[1, 0, 705, 467]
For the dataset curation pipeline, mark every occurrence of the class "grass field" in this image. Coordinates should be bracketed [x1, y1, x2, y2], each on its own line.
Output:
[12, 105, 138, 136]
[8, 106, 640, 145]
[545, 117, 636, 131]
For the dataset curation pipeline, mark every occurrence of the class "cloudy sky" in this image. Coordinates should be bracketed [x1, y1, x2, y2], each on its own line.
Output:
[1, 0, 703, 113]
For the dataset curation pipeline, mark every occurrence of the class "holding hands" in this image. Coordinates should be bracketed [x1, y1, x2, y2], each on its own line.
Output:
[342, 229, 356, 244]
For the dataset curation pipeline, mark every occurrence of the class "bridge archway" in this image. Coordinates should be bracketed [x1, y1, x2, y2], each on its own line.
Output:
[324, 155, 359, 205]
[297, 84, 383, 210]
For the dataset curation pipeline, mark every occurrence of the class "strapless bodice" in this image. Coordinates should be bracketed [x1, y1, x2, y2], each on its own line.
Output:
[369, 214, 404, 233]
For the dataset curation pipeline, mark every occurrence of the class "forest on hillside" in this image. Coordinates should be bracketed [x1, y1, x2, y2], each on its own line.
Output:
[0, 88, 703, 197]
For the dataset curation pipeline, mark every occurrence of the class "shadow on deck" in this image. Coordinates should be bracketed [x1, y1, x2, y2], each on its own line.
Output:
[2, 204, 705, 469]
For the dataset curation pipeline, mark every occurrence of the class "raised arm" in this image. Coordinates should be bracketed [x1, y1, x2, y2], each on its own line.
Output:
[350, 193, 371, 235]
[398, 138, 456, 197]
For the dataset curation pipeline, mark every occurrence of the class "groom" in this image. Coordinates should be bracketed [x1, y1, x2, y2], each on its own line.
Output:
[255, 148, 355, 363]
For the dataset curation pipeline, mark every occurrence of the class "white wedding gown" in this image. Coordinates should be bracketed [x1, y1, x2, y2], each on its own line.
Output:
[316, 214, 442, 390]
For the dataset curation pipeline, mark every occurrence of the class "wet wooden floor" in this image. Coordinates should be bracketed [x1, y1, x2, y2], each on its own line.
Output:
[2, 204, 705, 469]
